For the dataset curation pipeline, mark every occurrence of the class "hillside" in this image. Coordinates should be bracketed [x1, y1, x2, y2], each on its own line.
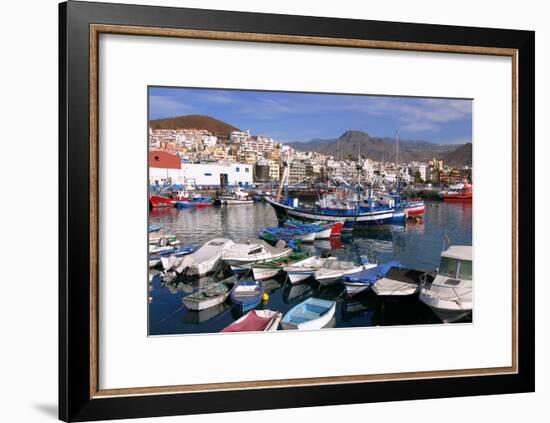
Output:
[289, 130, 467, 164]
[149, 114, 240, 138]
[442, 143, 472, 167]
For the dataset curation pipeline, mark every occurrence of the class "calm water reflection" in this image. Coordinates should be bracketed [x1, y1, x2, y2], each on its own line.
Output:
[149, 201, 472, 335]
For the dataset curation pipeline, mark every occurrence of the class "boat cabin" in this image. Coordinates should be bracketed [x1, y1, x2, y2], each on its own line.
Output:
[438, 245, 472, 281]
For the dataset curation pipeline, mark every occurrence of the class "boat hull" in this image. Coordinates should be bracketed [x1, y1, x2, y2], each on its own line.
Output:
[183, 291, 230, 311]
[314, 227, 333, 239]
[252, 267, 281, 281]
[266, 197, 396, 229]
[343, 281, 371, 296]
[230, 279, 264, 312]
[419, 294, 472, 323]
[404, 204, 425, 216]
[287, 271, 314, 284]
[443, 196, 472, 203]
[221, 310, 282, 332]
[149, 195, 173, 208]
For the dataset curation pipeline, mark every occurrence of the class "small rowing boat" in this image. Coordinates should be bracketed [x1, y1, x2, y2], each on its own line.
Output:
[182, 276, 236, 311]
[280, 298, 336, 330]
[372, 266, 432, 298]
[283, 256, 328, 284]
[148, 223, 164, 232]
[259, 227, 317, 243]
[251, 251, 309, 281]
[221, 310, 282, 332]
[222, 239, 292, 273]
[230, 279, 264, 312]
[342, 260, 400, 296]
[314, 258, 376, 286]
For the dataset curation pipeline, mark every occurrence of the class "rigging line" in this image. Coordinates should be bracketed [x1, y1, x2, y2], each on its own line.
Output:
[150, 303, 186, 327]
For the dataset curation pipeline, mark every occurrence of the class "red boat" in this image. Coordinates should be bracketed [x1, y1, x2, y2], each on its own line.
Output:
[221, 310, 282, 332]
[329, 221, 345, 236]
[443, 184, 473, 203]
[149, 195, 173, 208]
[403, 198, 426, 216]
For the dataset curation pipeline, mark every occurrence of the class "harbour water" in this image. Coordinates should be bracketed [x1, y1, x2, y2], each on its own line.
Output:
[148, 201, 472, 335]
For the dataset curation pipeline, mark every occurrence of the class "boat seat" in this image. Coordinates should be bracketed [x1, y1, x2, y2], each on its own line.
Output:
[291, 311, 320, 323]
[305, 305, 327, 314]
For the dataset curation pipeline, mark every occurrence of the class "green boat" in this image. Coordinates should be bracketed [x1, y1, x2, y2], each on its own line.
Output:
[181, 276, 236, 311]
[251, 252, 309, 281]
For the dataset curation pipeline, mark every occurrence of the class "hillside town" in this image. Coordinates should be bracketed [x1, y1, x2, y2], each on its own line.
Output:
[149, 125, 471, 189]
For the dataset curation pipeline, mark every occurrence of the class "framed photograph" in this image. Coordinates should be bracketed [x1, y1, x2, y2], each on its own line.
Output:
[59, 1, 534, 421]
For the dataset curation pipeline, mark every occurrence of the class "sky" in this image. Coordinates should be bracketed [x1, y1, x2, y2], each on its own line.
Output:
[149, 87, 472, 145]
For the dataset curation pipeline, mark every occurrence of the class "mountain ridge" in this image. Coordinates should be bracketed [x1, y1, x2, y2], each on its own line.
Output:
[289, 130, 470, 165]
[149, 115, 471, 167]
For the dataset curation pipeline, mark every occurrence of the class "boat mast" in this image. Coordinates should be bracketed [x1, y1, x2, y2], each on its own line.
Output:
[276, 151, 289, 203]
[395, 129, 399, 166]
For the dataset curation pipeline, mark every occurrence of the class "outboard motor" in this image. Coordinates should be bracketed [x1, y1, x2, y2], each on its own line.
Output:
[320, 249, 332, 258]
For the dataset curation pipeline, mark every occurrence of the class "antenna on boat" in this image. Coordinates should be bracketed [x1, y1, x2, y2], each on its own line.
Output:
[442, 231, 451, 251]
[395, 129, 400, 193]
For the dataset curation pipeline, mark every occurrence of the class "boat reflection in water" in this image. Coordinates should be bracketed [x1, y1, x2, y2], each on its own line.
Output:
[261, 278, 283, 294]
[283, 281, 315, 304]
[340, 296, 378, 326]
[182, 302, 232, 325]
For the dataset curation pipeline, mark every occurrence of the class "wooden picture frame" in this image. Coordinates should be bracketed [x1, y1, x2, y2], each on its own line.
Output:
[59, 1, 534, 421]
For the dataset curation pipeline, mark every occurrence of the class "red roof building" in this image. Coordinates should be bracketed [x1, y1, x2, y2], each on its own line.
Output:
[149, 151, 181, 169]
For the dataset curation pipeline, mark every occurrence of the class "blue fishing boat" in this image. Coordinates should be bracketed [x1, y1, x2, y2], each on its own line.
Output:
[342, 260, 401, 296]
[259, 226, 317, 243]
[175, 201, 195, 209]
[266, 197, 397, 230]
[229, 279, 264, 312]
[148, 223, 164, 232]
[280, 297, 336, 330]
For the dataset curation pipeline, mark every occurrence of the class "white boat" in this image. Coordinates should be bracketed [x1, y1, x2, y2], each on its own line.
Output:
[251, 266, 280, 281]
[313, 227, 333, 240]
[182, 276, 236, 311]
[149, 233, 178, 246]
[149, 244, 175, 254]
[372, 267, 431, 298]
[174, 238, 236, 277]
[160, 255, 179, 271]
[283, 256, 328, 284]
[419, 245, 473, 323]
[343, 260, 399, 296]
[149, 258, 161, 268]
[314, 259, 376, 286]
[220, 187, 254, 205]
[280, 298, 336, 330]
[221, 239, 292, 273]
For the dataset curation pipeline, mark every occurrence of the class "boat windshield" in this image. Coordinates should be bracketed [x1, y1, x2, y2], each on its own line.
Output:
[439, 257, 459, 278]
[457, 260, 472, 280]
[439, 257, 473, 280]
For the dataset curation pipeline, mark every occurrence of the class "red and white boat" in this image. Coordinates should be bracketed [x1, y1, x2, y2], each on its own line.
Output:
[443, 183, 472, 203]
[403, 198, 426, 216]
[149, 195, 173, 208]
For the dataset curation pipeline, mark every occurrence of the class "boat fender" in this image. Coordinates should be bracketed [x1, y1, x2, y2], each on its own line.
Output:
[262, 293, 269, 302]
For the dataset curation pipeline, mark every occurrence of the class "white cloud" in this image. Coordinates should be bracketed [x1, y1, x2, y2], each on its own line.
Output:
[149, 95, 197, 118]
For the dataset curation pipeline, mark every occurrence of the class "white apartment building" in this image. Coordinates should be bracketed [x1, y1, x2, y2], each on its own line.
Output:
[149, 162, 253, 187]
[230, 130, 251, 144]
